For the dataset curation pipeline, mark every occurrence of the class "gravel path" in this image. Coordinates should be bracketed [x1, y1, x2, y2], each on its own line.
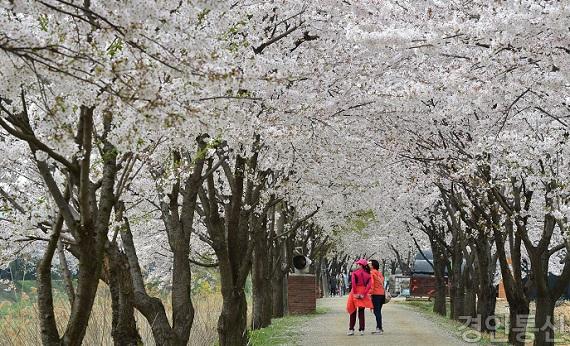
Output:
[298, 297, 471, 346]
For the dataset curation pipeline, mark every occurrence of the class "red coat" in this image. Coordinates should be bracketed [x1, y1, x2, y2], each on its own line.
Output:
[346, 269, 373, 314]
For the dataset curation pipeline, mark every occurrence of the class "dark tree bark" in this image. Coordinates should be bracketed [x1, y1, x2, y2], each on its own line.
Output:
[252, 251, 273, 329]
[439, 184, 469, 321]
[5, 105, 120, 346]
[429, 239, 449, 317]
[271, 271, 286, 318]
[390, 244, 412, 276]
[104, 245, 142, 346]
[491, 183, 532, 345]
[37, 213, 65, 346]
[115, 137, 207, 346]
[57, 239, 75, 306]
[65, 238, 142, 346]
[252, 198, 278, 329]
[271, 201, 287, 318]
[462, 250, 477, 320]
[473, 236, 497, 334]
[199, 137, 268, 346]
[450, 181, 498, 333]
[120, 218, 180, 345]
[493, 216, 530, 346]
[413, 217, 448, 317]
[444, 190, 467, 325]
[492, 179, 570, 346]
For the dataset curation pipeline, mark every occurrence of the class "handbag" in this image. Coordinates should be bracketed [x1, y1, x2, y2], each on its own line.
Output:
[383, 278, 392, 303]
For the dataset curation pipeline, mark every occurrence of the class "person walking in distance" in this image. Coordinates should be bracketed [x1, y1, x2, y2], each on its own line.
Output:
[369, 259, 386, 334]
[346, 259, 373, 336]
[329, 275, 338, 296]
[343, 271, 349, 295]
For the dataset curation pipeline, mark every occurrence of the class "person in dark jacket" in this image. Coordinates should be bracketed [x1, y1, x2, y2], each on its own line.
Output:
[329, 276, 338, 296]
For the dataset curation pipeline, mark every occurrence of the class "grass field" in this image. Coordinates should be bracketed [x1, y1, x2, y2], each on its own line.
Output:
[0, 278, 324, 345]
[248, 314, 312, 345]
[0, 280, 222, 346]
[249, 307, 327, 346]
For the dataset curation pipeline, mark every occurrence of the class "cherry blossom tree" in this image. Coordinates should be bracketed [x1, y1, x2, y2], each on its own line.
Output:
[1, 1, 569, 346]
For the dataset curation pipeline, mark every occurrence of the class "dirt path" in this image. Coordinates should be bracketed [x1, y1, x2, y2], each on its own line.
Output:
[298, 297, 471, 346]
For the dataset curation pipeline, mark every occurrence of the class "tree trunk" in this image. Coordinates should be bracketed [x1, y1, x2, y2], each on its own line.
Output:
[491, 207, 531, 346]
[272, 201, 287, 318]
[252, 277, 273, 329]
[200, 149, 263, 346]
[316, 259, 326, 297]
[433, 266, 447, 316]
[463, 282, 477, 321]
[460, 249, 476, 321]
[252, 229, 272, 329]
[474, 237, 497, 333]
[272, 272, 285, 318]
[508, 302, 530, 346]
[171, 243, 195, 343]
[70, 242, 141, 346]
[431, 242, 447, 316]
[451, 250, 465, 320]
[533, 296, 556, 346]
[37, 216, 63, 346]
[120, 221, 181, 345]
[106, 249, 141, 346]
[136, 293, 181, 345]
[218, 289, 248, 346]
[447, 261, 456, 319]
[57, 239, 75, 306]
[528, 251, 557, 346]
[62, 121, 117, 346]
[476, 279, 496, 333]
[61, 243, 101, 346]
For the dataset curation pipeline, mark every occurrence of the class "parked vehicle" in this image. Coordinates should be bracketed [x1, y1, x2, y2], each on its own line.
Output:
[409, 250, 448, 298]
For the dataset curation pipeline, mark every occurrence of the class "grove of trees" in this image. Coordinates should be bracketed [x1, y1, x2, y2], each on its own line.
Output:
[0, 1, 568, 346]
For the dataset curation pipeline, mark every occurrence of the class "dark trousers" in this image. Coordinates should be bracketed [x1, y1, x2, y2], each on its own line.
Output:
[349, 307, 365, 331]
[372, 295, 385, 330]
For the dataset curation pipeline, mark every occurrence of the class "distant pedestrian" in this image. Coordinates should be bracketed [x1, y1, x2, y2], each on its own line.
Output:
[346, 259, 373, 336]
[369, 259, 385, 335]
[343, 272, 350, 295]
[329, 276, 338, 296]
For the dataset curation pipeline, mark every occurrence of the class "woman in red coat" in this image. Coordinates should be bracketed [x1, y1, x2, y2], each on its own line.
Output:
[346, 259, 373, 335]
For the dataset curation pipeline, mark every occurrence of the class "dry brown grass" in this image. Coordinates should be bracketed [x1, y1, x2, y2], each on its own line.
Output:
[555, 301, 570, 325]
[0, 284, 222, 346]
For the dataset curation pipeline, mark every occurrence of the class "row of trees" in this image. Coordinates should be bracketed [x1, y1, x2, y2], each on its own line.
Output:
[400, 132, 570, 346]
[0, 105, 332, 345]
[1, 1, 568, 345]
[344, 2, 569, 346]
[0, 1, 357, 345]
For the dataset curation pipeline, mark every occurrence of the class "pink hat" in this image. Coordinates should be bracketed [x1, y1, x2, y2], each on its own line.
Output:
[355, 258, 368, 266]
